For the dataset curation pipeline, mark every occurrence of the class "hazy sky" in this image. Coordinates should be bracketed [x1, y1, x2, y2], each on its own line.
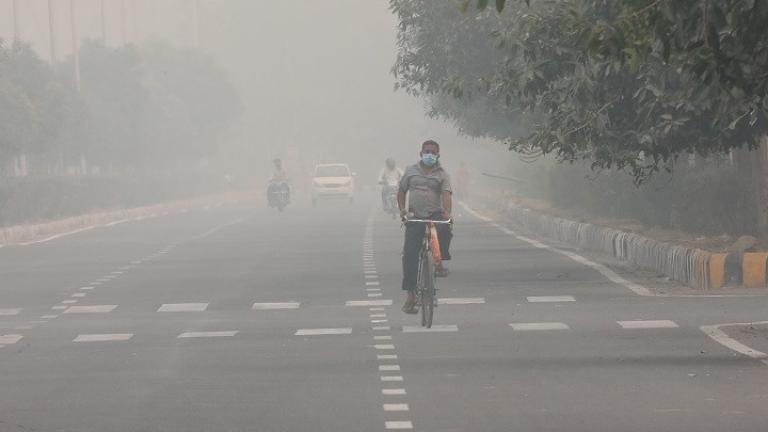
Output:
[1, 0, 506, 180]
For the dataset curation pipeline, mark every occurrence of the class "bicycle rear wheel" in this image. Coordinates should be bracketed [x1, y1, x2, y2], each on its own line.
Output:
[420, 250, 435, 328]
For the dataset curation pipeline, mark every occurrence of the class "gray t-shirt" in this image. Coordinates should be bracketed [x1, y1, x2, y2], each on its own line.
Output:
[399, 162, 452, 218]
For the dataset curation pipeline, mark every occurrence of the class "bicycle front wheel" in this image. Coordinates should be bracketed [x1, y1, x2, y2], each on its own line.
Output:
[420, 250, 435, 328]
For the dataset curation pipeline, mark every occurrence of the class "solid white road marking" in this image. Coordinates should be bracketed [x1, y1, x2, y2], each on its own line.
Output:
[0, 309, 21, 316]
[618, 320, 679, 329]
[158, 303, 208, 312]
[252, 302, 300, 310]
[461, 202, 655, 297]
[295, 328, 352, 336]
[700, 322, 768, 360]
[402, 325, 458, 333]
[385, 421, 413, 430]
[379, 365, 401, 371]
[74, 334, 133, 342]
[510, 322, 570, 331]
[178, 331, 238, 338]
[382, 388, 406, 395]
[527, 296, 576, 303]
[383, 404, 409, 412]
[381, 376, 404, 382]
[64, 305, 117, 314]
[0, 335, 23, 344]
[346, 300, 392, 307]
[438, 297, 485, 305]
[18, 226, 96, 246]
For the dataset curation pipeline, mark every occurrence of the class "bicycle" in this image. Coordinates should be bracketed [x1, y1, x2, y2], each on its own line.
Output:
[403, 217, 452, 328]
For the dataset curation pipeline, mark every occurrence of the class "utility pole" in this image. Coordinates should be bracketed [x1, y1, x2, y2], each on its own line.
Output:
[192, 0, 200, 48]
[100, 0, 107, 43]
[121, 0, 127, 45]
[70, 0, 81, 91]
[12, 0, 20, 41]
[48, 0, 57, 62]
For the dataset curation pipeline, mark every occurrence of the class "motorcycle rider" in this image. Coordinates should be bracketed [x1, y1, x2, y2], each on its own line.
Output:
[378, 158, 403, 210]
[267, 158, 290, 207]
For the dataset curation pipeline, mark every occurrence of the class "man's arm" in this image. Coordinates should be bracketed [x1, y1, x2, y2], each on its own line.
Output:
[397, 189, 407, 217]
[442, 191, 452, 219]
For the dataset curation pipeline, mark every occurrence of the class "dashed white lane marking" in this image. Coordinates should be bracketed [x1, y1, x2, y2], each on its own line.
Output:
[0, 335, 23, 344]
[385, 421, 413, 430]
[368, 293, 383, 298]
[71, 293, 86, 298]
[52, 305, 68, 310]
[158, 303, 208, 312]
[381, 376, 404, 382]
[370, 314, 387, 318]
[370, 307, 386, 311]
[364, 270, 377, 274]
[74, 333, 133, 342]
[527, 295, 576, 303]
[178, 331, 238, 338]
[379, 365, 401, 371]
[104, 219, 129, 227]
[295, 328, 352, 336]
[373, 326, 391, 331]
[40, 315, 58, 319]
[700, 322, 768, 361]
[439, 297, 485, 305]
[365, 275, 378, 279]
[374, 344, 396, 350]
[618, 320, 679, 329]
[80, 286, 95, 290]
[110, 271, 124, 275]
[347, 300, 392, 307]
[461, 202, 654, 297]
[61, 300, 77, 304]
[375, 336, 393, 341]
[510, 322, 570, 331]
[402, 325, 458, 333]
[382, 388, 406, 395]
[64, 305, 117, 314]
[367, 288, 381, 292]
[372, 319, 389, 324]
[378, 354, 398, 360]
[0, 309, 21, 316]
[252, 302, 300, 310]
[383, 404, 409, 412]
[15, 326, 33, 330]
[366, 281, 380, 287]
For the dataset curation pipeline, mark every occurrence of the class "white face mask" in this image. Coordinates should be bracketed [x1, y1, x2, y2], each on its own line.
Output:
[421, 153, 438, 166]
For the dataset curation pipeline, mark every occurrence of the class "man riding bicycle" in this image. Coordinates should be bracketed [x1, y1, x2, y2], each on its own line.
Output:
[398, 140, 453, 314]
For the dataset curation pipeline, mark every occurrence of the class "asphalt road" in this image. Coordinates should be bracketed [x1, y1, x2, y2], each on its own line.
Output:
[1, 193, 767, 432]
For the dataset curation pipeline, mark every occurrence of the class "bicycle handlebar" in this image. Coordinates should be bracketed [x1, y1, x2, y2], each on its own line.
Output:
[403, 218, 453, 225]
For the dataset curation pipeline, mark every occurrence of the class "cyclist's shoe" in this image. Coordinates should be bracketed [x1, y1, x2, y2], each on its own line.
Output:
[435, 265, 450, 278]
[402, 300, 418, 314]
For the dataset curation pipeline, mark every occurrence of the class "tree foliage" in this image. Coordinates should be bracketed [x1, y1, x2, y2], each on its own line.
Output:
[391, 0, 768, 182]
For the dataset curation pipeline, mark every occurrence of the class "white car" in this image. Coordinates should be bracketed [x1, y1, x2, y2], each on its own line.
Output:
[311, 163, 355, 205]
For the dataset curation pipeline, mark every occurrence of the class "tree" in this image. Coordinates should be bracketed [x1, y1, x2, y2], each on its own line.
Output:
[392, 0, 768, 182]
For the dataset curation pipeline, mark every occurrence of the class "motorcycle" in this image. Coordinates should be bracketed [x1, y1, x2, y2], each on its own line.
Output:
[268, 181, 290, 212]
[381, 184, 399, 219]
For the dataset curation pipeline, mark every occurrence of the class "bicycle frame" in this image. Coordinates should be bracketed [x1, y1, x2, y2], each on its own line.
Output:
[404, 218, 451, 327]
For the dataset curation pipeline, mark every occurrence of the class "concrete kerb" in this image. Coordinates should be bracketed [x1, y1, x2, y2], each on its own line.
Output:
[0, 193, 242, 246]
[495, 200, 765, 290]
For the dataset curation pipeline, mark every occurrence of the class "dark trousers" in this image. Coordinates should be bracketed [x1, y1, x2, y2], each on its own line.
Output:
[402, 215, 452, 291]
